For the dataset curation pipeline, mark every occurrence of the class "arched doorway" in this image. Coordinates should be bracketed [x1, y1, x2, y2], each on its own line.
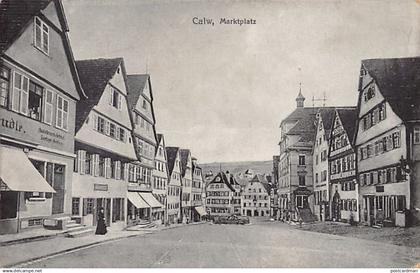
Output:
[332, 191, 341, 221]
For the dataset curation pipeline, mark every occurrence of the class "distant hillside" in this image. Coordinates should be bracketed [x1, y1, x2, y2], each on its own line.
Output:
[200, 160, 273, 177]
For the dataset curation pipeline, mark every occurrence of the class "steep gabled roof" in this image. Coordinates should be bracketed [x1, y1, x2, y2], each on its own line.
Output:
[165, 147, 179, 175]
[0, 0, 86, 100]
[75, 57, 123, 131]
[208, 172, 236, 192]
[126, 74, 149, 111]
[249, 174, 272, 193]
[362, 57, 420, 121]
[318, 107, 336, 141]
[336, 107, 358, 146]
[179, 149, 191, 177]
[281, 107, 320, 126]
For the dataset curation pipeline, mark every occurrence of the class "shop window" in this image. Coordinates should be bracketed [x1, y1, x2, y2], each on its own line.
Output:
[0, 191, 18, 219]
[83, 198, 95, 215]
[72, 198, 80, 215]
[0, 66, 10, 108]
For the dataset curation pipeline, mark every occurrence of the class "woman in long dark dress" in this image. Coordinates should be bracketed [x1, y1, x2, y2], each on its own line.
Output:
[95, 207, 107, 235]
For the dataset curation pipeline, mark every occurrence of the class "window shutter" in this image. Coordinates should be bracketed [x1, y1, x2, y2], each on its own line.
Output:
[92, 113, 98, 130]
[105, 158, 111, 179]
[93, 154, 100, 177]
[43, 89, 53, 125]
[19, 76, 28, 115]
[124, 163, 129, 181]
[115, 161, 121, 180]
[77, 150, 86, 175]
[109, 87, 113, 105]
[11, 72, 20, 112]
[118, 94, 122, 110]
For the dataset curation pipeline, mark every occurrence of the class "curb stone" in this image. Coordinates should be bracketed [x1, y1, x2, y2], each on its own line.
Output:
[6, 233, 147, 268]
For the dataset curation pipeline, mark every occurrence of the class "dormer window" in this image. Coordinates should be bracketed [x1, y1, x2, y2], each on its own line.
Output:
[34, 17, 49, 55]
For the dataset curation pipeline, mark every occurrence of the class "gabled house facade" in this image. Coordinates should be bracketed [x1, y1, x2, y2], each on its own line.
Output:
[205, 171, 240, 217]
[329, 108, 359, 223]
[242, 174, 271, 217]
[72, 57, 136, 230]
[179, 149, 193, 223]
[355, 57, 420, 226]
[277, 91, 318, 222]
[312, 107, 336, 221]
[0, 0, 85, 234]
[191, 157, 206, 222]
[166, 147, 182, 224]
[152, 134, 168, 224]
[126, 74, 163, 225]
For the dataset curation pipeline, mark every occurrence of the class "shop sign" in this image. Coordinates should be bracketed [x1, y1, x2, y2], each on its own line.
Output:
[94, 184, 108, 191]
[0, 109, 72, 152]
[376, 186, 384, 193]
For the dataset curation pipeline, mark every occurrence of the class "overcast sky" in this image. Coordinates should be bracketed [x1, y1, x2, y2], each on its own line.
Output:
[62, 0, 420, 164]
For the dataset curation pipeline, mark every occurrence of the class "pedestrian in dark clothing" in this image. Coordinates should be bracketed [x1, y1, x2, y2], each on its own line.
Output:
[95, 207, 107, 235]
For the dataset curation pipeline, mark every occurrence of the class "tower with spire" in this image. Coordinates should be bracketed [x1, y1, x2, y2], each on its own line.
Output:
[296, 83, 305, 108]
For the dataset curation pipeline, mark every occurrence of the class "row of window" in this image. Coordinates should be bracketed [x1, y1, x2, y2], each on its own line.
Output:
[192, 181, 202, 189]
[331, 134, 349, 152]
[314, 190, 327, 205]
[243, 195, 268, 200]
[208, 183, 224, 189]
[207, 191, 230, 197]
[94, 114, 127, 142]
[330, 153, 356, 174]
[359, 131, 400, 161]
[136, 137, 155, 159]
[209, 208, 229, 214]
[0, 66, 69, 130]
[247, 187, 265, 193]
[128, 164, 152, 184]
[359, 166, 405, 186]
[244, 202, 268, 208]
[155, 160, 165, 172]
[315, 150, 328, 164]
[315, 170, 327, 183]
[361, 102, 386, 131]
[168, 203, 180, 210]
[339, 199, 358, 212]
[192, 194, 202, 201]
[207, 199, 229, 205]
[171, 172, 180, 181]
[75, 150, 126, 179]
[134, 112, 154, 137]
[153, 176, 166, 190]
[340, 181, 356, 191]
[168, 186, 180, 196]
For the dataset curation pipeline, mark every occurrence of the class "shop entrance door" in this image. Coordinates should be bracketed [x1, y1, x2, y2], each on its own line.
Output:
[52, 164, 65, 215]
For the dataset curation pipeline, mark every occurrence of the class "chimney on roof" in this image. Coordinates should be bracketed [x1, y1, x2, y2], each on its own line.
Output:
[296, 83, 305, 108]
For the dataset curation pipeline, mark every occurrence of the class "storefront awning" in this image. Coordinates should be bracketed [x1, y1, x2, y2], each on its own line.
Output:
[139, 192, 163, 208]
[0, 146, 55, 193]
[127, 192, 150, 209]
[194, 206, 207, 216]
